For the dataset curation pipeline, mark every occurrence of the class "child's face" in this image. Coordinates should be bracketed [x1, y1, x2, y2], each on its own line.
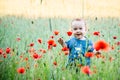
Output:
[71, 21, 86, 39]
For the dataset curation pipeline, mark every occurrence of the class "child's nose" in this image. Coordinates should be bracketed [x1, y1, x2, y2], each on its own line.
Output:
[76, 29, 81, 32]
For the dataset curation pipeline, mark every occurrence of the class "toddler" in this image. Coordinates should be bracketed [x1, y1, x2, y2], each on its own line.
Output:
[58, 18, 94, 67]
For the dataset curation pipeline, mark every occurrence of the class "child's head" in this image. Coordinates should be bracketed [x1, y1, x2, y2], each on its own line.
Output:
[71, 18, 87, 39]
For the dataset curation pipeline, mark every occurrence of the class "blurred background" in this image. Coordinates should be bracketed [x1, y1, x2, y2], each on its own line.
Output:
[0, 0, 120, 18]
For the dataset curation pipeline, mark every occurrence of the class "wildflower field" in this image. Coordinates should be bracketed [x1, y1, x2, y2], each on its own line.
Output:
[0, 16, 120, 80]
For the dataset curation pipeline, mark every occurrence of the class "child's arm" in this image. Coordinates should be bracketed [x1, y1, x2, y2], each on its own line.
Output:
[58, 38, 67, 47]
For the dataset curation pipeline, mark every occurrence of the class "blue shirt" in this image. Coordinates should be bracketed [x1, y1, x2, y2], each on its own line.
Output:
[65, 37, 94, 66]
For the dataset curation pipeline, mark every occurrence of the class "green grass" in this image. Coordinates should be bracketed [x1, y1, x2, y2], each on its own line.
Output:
[0, 16, 120, 80]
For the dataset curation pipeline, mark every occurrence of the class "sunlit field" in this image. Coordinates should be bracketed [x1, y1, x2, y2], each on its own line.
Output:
[0, 16, 120, 80]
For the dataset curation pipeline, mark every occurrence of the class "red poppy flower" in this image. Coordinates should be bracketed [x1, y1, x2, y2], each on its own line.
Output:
[42, 49, 47, 53]
[53, 61, 57, 66]
[20, 55, 23, 58]
[50, 36, 54, 39]
[48, 45, 53, 50]
[40, 49, 46, 53]
[53, 43, 57, 47]
[67, 31, 72, 36]
[33, 53, 39, 59]
[111, 45, 115, 50]
[85, 52, 94, 58]
[38, 54, 42, 59]
[0, 48, 3, 55]
[30, 42, 34, 47]
[81, 66, 91, 75]
[16, 37, 21, 41]
[47, 39, 56, 50]
[64, 51, 69, 55]
[113, 36, 117, 39]
[3, 53, 7, 58]
[54, 30, 59, 35]
[93, 31, 100, 36]
[47, 39, 55, 45]
[116, 41, 120, 46]
[39, 48, 43, 52]
[28, 47, 35, 53]
[62, 47, 69, 51]
[94, 40, 109, 51]
[38, 38, 42, 44]
[24, 57, 28, 61]
[17, 67, 25, 74]
[6, 47, 11, 54]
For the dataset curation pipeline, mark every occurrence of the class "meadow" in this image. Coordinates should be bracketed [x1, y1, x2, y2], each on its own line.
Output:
[0, 16, 120, 80]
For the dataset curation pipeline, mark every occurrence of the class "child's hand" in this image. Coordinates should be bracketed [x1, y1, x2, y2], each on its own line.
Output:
[58, 38, 66, 47]
[58, 38, 64, 45]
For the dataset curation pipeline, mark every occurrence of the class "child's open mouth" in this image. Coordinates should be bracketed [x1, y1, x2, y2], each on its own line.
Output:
[76, 34, 80, 36]
[76, 33, 82, 36]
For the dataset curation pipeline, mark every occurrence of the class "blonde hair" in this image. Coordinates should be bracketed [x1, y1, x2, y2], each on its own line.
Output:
[71, 18, 86, 26]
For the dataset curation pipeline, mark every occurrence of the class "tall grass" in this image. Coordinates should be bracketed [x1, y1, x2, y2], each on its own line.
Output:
[0, 16, 120, 80]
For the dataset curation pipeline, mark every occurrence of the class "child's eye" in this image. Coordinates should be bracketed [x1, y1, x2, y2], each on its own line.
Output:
[79, 28, 82, 30]
[73, 28, 77, 30]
